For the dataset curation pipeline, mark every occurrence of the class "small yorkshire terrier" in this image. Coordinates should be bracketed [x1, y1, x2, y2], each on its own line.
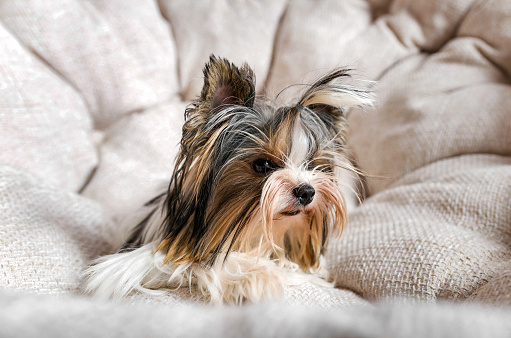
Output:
[84, 56, 373, 304]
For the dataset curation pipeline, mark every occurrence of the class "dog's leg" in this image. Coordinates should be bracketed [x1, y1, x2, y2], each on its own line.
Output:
[191, 252, 330, 304]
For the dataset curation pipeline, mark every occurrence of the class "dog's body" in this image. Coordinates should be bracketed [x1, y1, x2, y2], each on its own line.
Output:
[84, 56, 373, 304]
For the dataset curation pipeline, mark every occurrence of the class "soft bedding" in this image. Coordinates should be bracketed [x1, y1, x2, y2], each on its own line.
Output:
[1, 0, 510, 336]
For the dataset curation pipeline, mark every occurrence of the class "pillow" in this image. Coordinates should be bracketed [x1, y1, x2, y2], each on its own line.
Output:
[0, 0, 178, 129]
[0, 165, 113, 294]
[329, 155, 511, 302]
[81, 100, 186, 215]
[0, 23, 96, 191]
[159, 0, 286, 101]
[330, 1, 511, 302]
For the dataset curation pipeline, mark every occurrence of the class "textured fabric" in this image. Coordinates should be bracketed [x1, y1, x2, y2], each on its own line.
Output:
[329, 154, 511, 302]
[0, 22, 96, 192]
[468, 266, 511, 306]
[0, 165, 114, 294]
[0, 0, 510, 336]
[0, 0, 178, 129]
[328, 0, 511, 305]
[1, 289, 511, 338]
[347, 0, 511, 194]
[159, 0, 287, 101]
[81, 100, 186, 215]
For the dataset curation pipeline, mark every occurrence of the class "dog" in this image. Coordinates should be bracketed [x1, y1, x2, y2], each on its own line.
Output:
[83, 55, 373, 304]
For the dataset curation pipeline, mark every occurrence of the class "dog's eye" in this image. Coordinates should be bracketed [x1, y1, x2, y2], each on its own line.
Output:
[252, 159, 278, 175]
[323, 165, 333, 173]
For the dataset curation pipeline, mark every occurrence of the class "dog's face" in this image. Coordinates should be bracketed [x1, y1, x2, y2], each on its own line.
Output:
[158, 56, 373, 271]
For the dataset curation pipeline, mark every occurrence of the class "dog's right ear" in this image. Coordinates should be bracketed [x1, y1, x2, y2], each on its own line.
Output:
[200, 55, 256, 112]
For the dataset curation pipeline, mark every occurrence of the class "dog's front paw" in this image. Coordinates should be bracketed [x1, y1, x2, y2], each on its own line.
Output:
[221, 261, 285, 304]
[193, 253, 285, 304]
[194, 252, 335, 304]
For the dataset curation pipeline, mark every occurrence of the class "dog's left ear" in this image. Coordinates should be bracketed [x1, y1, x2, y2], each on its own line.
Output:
[298, 69, 374, 125]
[200, 55, 256, 112]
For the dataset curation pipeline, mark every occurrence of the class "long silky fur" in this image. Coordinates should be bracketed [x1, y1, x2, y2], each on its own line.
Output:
[83, 56, 373, 304]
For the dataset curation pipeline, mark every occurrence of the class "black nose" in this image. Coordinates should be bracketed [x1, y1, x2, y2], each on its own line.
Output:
[293, 184, 315, 206]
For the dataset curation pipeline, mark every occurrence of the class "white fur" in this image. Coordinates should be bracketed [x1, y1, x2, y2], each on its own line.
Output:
[301, 79, 375, 109]
[289, 117, 310, 166]
[83, 243, 165, 299]
[83, 242, 331, 304]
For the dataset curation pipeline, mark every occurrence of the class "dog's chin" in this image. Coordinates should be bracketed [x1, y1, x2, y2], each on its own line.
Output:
[278, 200, 318, 217]
[277, 204, 314, 218]
[274, 206, 302, 219]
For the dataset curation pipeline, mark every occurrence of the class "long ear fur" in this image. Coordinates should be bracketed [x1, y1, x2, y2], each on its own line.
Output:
[298, 69, 374, 125]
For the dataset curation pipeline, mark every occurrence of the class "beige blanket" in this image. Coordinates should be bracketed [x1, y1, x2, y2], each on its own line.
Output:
[0, 0, 510, 336]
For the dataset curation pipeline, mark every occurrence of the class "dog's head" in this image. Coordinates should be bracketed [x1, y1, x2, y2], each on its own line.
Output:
[159, 56, 373, 270]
